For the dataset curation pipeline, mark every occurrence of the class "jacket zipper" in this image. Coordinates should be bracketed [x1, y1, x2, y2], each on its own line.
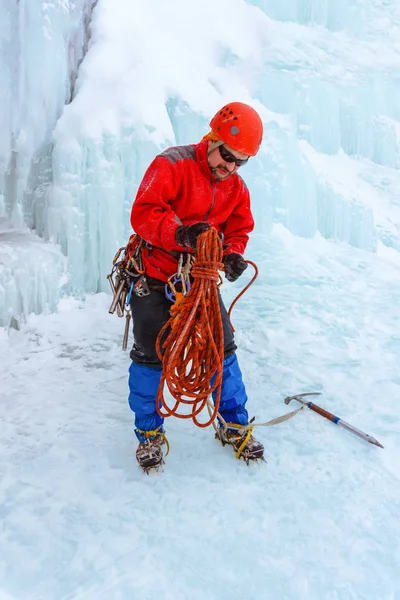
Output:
[203, 178, 215, 221]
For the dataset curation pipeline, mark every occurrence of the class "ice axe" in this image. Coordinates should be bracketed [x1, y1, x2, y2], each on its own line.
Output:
[284, 392, 384, 449]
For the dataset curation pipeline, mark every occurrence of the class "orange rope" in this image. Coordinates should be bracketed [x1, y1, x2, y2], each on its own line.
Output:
[227, 259, 258, 332]
[155, 228, 258, 428]
[155, 228, 224, 427]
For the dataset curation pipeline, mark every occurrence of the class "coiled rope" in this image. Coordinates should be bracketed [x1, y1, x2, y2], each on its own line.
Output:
[155, 227, 226, 427]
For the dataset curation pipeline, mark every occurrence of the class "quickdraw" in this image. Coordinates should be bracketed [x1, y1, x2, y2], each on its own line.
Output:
[164, 253, 194, 303]
[107, 234, 145, 350]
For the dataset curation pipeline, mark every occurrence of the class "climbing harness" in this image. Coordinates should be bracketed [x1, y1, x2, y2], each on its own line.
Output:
[107, 234, 194, 350]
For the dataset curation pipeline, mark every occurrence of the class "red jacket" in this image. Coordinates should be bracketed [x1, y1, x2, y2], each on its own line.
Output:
[130, 140, 254, 281]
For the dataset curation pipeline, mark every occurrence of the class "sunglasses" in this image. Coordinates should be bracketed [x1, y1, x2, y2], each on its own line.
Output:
[219, 145, 249, 167]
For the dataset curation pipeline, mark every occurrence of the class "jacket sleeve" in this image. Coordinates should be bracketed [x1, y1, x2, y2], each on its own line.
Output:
[222, 181, 254, 256]
[130, 156, 183, 252]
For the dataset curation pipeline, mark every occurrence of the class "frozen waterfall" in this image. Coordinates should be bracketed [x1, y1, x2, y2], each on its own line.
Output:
[0, 0, 98, 325]
[1, 0, 400, 326]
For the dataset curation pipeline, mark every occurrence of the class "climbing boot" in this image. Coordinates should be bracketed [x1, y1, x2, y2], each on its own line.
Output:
[135, 427, 168, 473]
[216, 427, 265, 464]
[136, 438, 164, 473]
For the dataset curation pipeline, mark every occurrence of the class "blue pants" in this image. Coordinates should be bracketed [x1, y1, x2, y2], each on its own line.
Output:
[128, 353, 249, 442]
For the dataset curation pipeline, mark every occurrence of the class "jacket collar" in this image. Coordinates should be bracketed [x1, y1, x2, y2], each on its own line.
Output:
[196, 140, 215, 180]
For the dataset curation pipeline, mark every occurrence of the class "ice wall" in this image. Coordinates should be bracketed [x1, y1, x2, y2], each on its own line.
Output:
[0, 226, 67, 327]
[1, 0, 400, 324]
[48, 0, 400, 297]
[0, 0, 98, 325]
[0, 0, 99, 226]
[253, 9, 400, 251]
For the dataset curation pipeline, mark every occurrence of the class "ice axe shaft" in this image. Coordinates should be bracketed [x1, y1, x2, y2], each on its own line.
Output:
[284, 393, 384, 449]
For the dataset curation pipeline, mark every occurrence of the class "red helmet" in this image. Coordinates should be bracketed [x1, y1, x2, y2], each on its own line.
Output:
[209, 102, 263, 156]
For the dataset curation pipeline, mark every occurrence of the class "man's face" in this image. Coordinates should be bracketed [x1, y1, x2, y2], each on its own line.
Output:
[208, 143, 249, 180]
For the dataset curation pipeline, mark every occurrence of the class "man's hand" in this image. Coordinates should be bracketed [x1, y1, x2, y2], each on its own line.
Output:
[176, 222, 211, 250]
[223, 252, 248, 282]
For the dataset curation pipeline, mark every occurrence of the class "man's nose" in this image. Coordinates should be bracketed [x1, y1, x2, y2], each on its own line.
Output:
[225, 161, 236, 172]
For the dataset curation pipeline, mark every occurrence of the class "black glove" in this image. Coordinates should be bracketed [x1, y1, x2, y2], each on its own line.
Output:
[223, 252, 248, 282]
[175, 222, 210, 250]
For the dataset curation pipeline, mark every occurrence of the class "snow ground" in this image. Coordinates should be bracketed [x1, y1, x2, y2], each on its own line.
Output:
[1, 228, 399, 600]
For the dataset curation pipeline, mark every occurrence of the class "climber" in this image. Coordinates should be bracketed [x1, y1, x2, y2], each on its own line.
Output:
[128, 101, 264, 471]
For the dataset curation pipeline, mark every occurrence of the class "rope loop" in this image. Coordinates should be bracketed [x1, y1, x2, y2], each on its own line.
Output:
[191, 260, 224, 282]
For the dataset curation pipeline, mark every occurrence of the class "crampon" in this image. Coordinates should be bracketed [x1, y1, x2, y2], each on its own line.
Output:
[215, 426, 265, 465]
[135, 432, 168, 474]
